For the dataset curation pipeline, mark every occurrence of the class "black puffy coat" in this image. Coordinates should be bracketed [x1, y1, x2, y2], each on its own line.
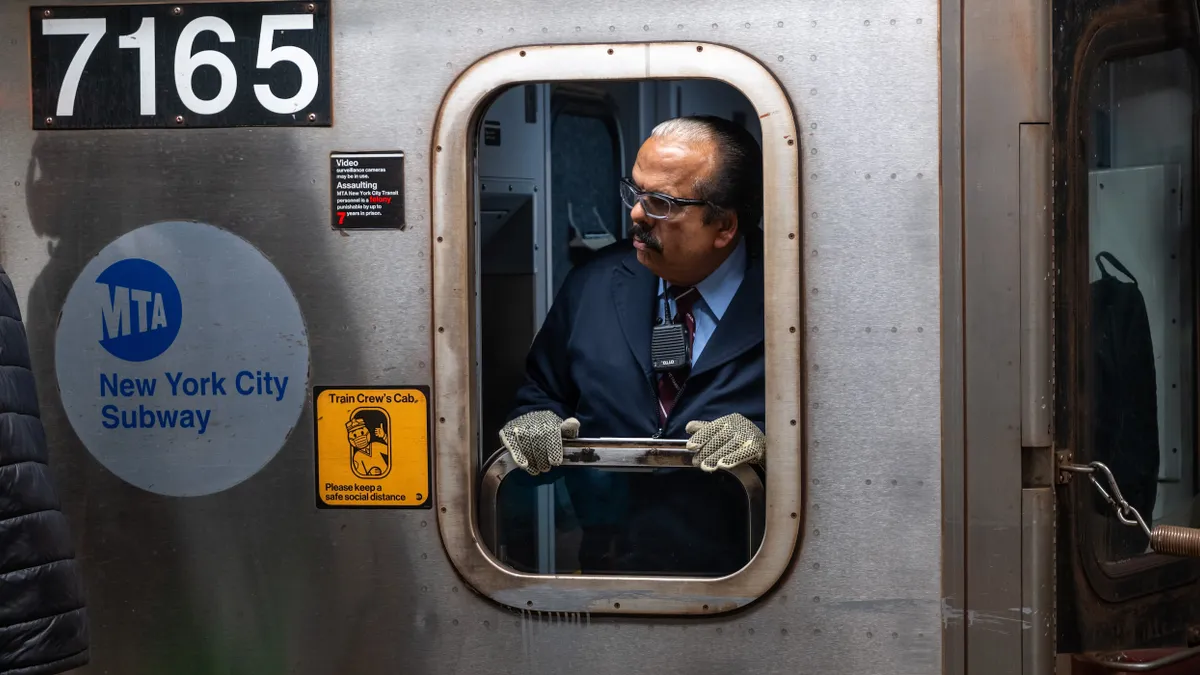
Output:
[0, 264, 89, 675]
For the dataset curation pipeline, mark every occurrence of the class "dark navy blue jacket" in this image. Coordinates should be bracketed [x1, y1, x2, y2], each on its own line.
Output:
[507, 227, 765, 439]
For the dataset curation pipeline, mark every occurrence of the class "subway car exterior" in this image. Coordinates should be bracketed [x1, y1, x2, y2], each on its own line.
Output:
[2, 0, 1200, 673]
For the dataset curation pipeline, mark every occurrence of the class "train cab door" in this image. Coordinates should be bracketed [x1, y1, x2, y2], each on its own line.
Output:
[1054, 0, 1200, 667]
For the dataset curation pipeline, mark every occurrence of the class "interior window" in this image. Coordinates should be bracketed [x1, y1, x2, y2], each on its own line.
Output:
[1085, 48, 1197, 562]
[549, 88, 623, 296]
[474, 78, 768, 578]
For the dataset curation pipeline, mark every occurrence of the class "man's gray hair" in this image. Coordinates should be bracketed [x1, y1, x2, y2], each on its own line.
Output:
[649, 115, 763, 229]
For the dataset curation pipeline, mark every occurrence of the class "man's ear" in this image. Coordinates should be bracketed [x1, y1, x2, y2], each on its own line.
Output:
[714, 212, 739, 248]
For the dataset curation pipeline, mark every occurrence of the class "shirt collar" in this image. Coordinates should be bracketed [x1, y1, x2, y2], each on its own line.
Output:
[658, 235, 747, 320]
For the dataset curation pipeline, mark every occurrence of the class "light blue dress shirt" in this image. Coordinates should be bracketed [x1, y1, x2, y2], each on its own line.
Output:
[657, 235, 748, 364]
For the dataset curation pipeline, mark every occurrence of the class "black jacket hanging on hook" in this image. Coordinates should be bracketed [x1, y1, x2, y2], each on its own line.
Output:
[1091, 251, 1161, 559]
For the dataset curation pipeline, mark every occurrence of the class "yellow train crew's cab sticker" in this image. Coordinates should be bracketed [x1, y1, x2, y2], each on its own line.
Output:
[314, 386, 431, 508]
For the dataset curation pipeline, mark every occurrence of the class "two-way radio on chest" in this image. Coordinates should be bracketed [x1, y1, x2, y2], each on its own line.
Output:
[651, 286, 695, 372]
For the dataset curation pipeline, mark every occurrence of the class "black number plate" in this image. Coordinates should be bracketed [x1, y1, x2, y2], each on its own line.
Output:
[29, 2, 332, 130]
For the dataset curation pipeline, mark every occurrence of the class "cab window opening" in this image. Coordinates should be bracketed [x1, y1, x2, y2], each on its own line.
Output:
[1064, 29, 1200, 598]
[473, 77, 768, 578]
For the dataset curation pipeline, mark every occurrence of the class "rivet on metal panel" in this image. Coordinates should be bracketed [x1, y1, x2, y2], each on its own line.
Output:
[917, 18, 923, 23]
[305, 3, 315, 11]
[891, 173, 897, 179]
[440, 507, 447, 513]
[777, 21, 784, 27]
[42, 9, 52, 17]
[307, 113, 317, 122]
[788, 139, 794, 146]
[711, 23, 718, 29]
[172, 6, 182, 15]
[777, 55, 784, 62]
[607, 49, 614, 55]
[436, 145, 442, 152]
[696, 45, 703, 52]
[436, 236, 443, 242]
[575, 26, 581, 32]
[702, 604, 709, 610]
[608, 25, 615, 31]
[642, 24, 649, 31]
[865, 20, 871, 26]
[810, 54, 818, 61]
[541, 27, 548, 33]
[890, 19, 897, 25]
[614, 602, 621, 608]
[44, 117, 53, 126]
[788, 233, 795, 240]
[676, 24, 683, 29]
[865, 173, 871, 179]
[174, 115, 184, 124]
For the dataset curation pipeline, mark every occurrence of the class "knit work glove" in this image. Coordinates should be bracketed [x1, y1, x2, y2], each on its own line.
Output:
[685, 413, 766, 472]
[499, 410, 581, 475]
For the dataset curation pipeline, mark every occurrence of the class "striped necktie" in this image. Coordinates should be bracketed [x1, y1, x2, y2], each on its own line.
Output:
[657, 285, 700, 427]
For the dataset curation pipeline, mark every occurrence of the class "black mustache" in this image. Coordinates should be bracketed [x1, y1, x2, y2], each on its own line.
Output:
[630, 223, 663, 252]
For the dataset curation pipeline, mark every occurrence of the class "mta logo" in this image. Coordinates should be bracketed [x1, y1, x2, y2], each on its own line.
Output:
[96, 258, 182, 362]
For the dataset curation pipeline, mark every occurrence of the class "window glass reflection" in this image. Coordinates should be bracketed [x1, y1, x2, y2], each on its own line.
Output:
[1086, 48, 1197, 560]
[492, 465, 762, 577]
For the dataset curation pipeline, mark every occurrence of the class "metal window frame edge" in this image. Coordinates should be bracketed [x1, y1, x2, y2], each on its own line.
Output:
[430, 41, 804, 616]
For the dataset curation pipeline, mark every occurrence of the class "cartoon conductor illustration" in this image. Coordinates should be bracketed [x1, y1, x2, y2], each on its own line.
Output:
[347, 408, 390, 479]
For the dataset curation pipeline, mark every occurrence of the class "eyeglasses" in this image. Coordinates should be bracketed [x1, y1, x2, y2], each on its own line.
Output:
[619, 177, 713, 220]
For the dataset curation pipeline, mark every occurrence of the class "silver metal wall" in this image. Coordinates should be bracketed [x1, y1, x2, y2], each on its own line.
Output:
[0, 0, 944, 673]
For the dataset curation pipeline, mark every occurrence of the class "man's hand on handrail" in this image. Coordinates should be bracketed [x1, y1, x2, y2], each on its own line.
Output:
[685, 413, 766, 472]
[499, 410, 581, 475]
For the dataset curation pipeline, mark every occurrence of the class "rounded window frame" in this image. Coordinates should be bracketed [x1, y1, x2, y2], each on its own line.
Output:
[431, 41, 804, 615]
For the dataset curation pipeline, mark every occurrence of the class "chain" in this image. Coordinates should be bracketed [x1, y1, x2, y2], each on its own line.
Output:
[1060, 461, 1153, 538]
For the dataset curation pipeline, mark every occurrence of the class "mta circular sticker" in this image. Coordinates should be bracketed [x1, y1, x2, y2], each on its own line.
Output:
[55, 221, 310, 497]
